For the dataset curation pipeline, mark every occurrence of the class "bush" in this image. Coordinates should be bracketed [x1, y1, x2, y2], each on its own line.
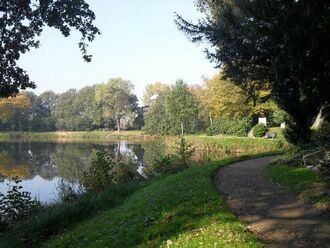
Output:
[144, 154, 175, 176]
[312, 122, 330, 149]
[206, 117, 252, 136]
[319, 151, 330, 176]
[253, 124, 268, 137]
[83, 151, 115, 191]
[175, 136, 195, 168]
[83, 151, 140, 191]
[0, 179, 41, 232]
[112, 159, 138, 183]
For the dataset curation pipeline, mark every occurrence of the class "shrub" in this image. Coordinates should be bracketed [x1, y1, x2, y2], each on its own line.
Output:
[312, 122, 330, 149]
[206, 117, 252, 136]
[0, 179, 41, 232]
[83, 151, 140, 191]
[112, 159, 138, 183]
[82, 151, 115, 191]
[175, 136, 195, 168]
[144, 154, 175, 176]
[319, 151, 330, 176]
[253, 123, 268, 137]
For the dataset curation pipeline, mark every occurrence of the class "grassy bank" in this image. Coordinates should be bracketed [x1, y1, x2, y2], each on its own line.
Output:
[0, 181, 149, 248]
[267, 164, 330, 210]
[43, 154, 276, 248]
[185, 135, 285, 154]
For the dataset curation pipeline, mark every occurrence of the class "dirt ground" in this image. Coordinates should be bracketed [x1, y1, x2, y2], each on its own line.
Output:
[215, 157, 330, 248]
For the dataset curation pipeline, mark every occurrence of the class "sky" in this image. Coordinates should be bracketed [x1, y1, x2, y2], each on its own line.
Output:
[18, 0, 218, 104]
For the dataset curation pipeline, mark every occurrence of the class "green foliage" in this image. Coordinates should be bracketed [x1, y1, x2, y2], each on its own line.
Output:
[112, 159, 137, 183]
[312, 122, 330, 149]
[319, 151, 330, 176]
[253, 124, 268, 138]
[143, 80, 200, 135]
[207, 117, 252, 137]
[176, 1, 330, 143]
[0, 0, 100, 97]
[95, 78, 138, 132]
[83, 151, 140, 191]
[144, 154, 175, 176]
[83, 151, 115, 191]
[0, 179, 41, 231]
[175, 136, 195, 168]
[143, 137, 195, 177]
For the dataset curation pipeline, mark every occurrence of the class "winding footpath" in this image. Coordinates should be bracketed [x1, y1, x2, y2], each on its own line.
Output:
[215, 157, 330, 248]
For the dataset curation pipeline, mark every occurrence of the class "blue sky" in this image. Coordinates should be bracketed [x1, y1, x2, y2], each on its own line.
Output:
[18, 0, 217, 103]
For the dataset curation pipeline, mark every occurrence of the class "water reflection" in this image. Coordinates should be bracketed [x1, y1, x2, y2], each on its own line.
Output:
[0, 140, 228, 204]
[0, 141, 144, 203]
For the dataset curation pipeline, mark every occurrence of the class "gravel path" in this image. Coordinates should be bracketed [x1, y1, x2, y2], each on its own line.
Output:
[215, 157, 330, 248]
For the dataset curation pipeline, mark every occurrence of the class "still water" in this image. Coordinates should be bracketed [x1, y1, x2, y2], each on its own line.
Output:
[0, 141, 148, 203]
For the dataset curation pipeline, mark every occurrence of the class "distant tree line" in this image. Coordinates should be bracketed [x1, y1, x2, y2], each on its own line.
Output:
[0, 78, 142, 132]
[0, 73, 287, 135]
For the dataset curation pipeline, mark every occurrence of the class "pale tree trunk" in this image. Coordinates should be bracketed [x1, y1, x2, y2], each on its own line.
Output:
[181, 122, 184, 136]
[116, 117, 121, 133]
[209, 113, 213, 125]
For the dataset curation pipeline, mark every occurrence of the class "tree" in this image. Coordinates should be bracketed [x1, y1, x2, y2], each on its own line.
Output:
[142, 82, 170, 106]
[143, 93, 170, 135]
[0, 0, 100, 97]
[165, 80, 199, 135]
[143, 81, 200, 136]
[71, 86, 97, 130]
[0, 92, 34, 130]
[31, 91, 58, 131]
[53, 89, 78, 130]
[95, 78, 138, 132]
[204, 72, 251, 121]
[176, 1, 330, 144]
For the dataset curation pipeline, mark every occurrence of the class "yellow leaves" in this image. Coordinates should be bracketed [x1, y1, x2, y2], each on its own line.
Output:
[204, 73, 251, 120]
[0, 93, 32, 121]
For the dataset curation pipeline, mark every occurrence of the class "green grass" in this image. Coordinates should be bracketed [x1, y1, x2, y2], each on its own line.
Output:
[266, 164, 330, 208]
[43, 155, 275, 248]
[185, 135, 286, 154]
[0, 181, 148, 248]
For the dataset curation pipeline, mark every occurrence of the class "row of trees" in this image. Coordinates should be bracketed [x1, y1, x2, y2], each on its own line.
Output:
[143, 72, 286, 136]
[0, 71, 285, 135]
[0, 78, 141, 132]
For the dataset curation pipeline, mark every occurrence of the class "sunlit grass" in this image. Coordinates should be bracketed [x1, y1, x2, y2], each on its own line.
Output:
[44, 155, 273, 248]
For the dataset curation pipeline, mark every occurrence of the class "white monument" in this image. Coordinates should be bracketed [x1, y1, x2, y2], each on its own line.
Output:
[258, 117, 267, 126]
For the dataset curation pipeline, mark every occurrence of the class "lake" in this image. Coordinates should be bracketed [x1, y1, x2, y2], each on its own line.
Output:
[0, 140, 151, 203]
[0, 140, 229, 204]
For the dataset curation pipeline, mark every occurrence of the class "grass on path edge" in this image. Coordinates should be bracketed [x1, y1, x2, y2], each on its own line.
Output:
[266, 163, 330, 210]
